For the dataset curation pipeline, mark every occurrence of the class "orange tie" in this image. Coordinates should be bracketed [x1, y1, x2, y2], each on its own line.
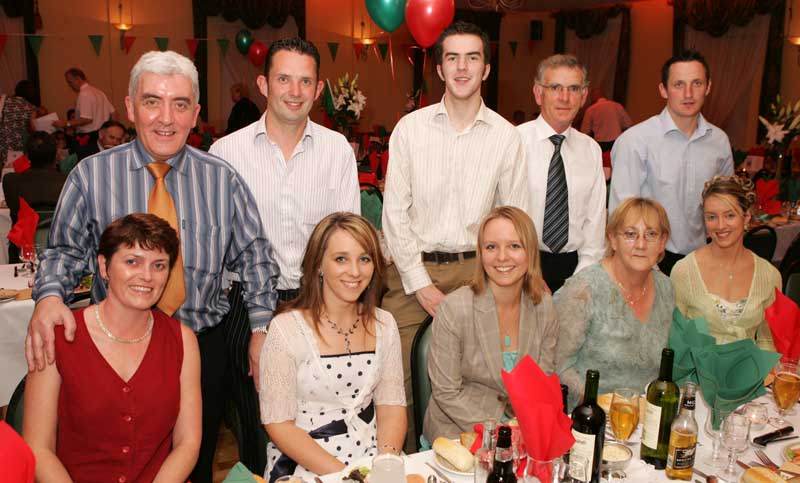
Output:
[146, 162, 186, 315]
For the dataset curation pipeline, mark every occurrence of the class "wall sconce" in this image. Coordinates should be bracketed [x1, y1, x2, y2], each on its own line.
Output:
[789, 36, 800, 65]
[111, 0, 134, 49]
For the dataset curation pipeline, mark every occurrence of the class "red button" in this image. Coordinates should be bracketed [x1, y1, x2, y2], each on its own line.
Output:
[118, 477, 127, 483]
[122, 386, 131, 393]
[123, 415, 132, 423]
[122, 446, 131, 454]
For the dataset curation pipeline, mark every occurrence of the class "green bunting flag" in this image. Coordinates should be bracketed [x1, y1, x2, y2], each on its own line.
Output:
[327, 42, 339, 61]
[377, 42, 389, 61]
[89, 35, 103, 56]
[509, 41, 517, 57]
[27, 35, 43, 56]
[217, 38, 229, 57]
[154, 37, 169, 52]
[322, 79, 336, 118]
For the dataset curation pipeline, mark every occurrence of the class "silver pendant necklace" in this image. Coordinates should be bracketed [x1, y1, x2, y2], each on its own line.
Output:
[94, 304, 154, 344]
[323, 312, 360, 354]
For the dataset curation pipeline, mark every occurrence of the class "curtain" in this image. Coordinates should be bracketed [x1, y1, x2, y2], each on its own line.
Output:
[564, 16, 621, 100]
[0, 13, 25, 97]
[685, 15, 770, 149]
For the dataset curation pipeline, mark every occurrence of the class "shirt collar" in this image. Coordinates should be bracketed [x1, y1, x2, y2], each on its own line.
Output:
[256, 111, 315, 148]
[532, 115, 573, 143]
[131, 139, 189, 174]
[658, 107, 712, 140]
[433, 95, 492, 128]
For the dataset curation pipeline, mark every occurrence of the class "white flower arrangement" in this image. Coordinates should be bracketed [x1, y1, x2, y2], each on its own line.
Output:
[759, 96, 800, 148]
[330, 73, 367, 124]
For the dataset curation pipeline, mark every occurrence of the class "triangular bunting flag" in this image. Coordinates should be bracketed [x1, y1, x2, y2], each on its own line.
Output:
[123, 35, 136, 54]
[353, 42, 365, 59]
[89, 35, 103, 56]
[0, 34, 8, 58]
[490, 41, 498, 58]
[327, 42, 339, 61]
[377, 42, 389, 61]
[217, 38, 229, 57]
[27, 35, 43, 56]
[185, 38, 199, 59]
[509, 41, 518, 57]
[528, 40, 536, 55]
[154, 37, 169, 52]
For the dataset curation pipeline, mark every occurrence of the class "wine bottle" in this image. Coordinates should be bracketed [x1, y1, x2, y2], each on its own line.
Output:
[561, 383, 569, 415]
[666, 382, 698, 480]
[641, 348, 680, 469]
[570, 369, 605, 483]
[486, 425, 516, 483]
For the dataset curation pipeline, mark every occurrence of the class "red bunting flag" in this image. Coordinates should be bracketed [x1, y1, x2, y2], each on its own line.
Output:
[353, 42, 365, 60]
[185, 38, 199, 59]
[123, 35, 136, 54]
[0, 34, 7, 58]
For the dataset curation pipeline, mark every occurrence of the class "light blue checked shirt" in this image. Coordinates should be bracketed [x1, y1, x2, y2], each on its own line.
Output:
[32, 139, 279, 332]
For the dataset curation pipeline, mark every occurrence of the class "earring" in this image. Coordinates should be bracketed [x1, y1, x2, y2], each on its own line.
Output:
[318, 271, 323, 283]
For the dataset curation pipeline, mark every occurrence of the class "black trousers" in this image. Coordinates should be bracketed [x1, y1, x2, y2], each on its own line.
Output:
[190, 320, 229, 483]
[540, 250, 579, 293]
[658, 250, 685, 276]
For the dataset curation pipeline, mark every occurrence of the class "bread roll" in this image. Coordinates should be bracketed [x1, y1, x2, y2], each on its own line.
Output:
[740, 467, 785, 483]
[460, 431, 478, 449]
[406, 474, 425, 483]
[433, 437, 474, 472]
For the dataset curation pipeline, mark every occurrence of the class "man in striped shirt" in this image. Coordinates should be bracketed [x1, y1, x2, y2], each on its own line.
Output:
[209, 37, 360, 474]
[26, 51, 279, 483]
[382, 21, 528, 450]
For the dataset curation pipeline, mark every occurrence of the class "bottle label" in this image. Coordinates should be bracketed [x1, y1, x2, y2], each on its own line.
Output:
[570, 429, 595, 482]
[667, 445, 696, 470]
[683, 396, 695, 411]
[642, 401, 662, 449]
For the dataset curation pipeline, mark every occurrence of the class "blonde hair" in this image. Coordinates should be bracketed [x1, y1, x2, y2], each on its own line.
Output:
[470, 206, 546, 304]
[276, 212, 386, 335]
[702, 175, 756, 215]
[605, 198, 671, 258]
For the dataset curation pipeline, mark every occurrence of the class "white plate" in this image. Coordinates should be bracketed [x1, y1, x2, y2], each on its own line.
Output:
[434, 452, 474, 477]
[339, 456, 373, 480]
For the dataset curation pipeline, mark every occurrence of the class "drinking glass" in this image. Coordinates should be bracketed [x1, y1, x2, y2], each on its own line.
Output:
[19, 243, 41, 281]
[609, 388, 639, 443]
[371, 453, 405, 483]
[718, 413, 751, 482]
[523, 456, 564, 483]
[702, 407, 732, 469]
[274, 477, 307, 483]
[771, 361, 800, 426]
[566, 454, 589, 483]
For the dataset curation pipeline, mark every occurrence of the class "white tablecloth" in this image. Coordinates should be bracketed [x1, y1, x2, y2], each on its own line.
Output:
[0, 264, 35, 406]
[774, 221, 800, 264]
[320, 392, 800, 482]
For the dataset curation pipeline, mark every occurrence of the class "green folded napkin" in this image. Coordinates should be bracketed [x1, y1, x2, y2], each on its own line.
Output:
[59, 153, 78, 174]
[692, 339, 779, 429]
[360, 190, 382, 230]
[222, 462, 257, 482]
[668, 309, 716, 386]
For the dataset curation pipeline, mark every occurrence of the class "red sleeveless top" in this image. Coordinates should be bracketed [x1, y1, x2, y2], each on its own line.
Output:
[55, 308, 183, 483]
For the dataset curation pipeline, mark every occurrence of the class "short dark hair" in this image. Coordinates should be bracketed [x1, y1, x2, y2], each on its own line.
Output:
[25, 131, 56, 169]
[98, 213, 180, 269]
[64, 67, 86, 80]
[434, 21, 491, 66]
[100, 120, 125, 132]
[264, 37, 321, 79]
[14, 80, 38, 105]
[661, 50, 710, 86]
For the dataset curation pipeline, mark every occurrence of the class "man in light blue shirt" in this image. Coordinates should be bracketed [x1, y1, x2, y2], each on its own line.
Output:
[609, 50, 733, 275]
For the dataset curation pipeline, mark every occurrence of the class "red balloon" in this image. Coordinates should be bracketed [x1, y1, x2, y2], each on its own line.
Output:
[405, 0, 454, 48]
[248, 41, 268, 67]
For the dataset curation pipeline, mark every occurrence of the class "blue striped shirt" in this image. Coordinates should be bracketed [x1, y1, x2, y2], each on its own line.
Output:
[32, 140, 280, 332]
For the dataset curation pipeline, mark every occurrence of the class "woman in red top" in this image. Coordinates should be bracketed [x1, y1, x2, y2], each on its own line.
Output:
[23, 213, 201, 483]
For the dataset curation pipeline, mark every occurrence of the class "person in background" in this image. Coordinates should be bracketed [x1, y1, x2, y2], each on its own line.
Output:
[52, 68, 116, 142]
[75, 120, 126, 160]
[24, 213, 201, 483]
[671, 176, 780, 349]
[0, 80, 37, 165]
[226, 82, 261, 135]
[580, 87, 632, 153]
[511, 109, 525, 126]
[260, 212, 406, 481]
[555, 198, 674, 408]
[424, 206, 557, 441]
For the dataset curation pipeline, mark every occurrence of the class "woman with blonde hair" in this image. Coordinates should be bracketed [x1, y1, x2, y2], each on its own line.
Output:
[423, 206, 557, 441]
[259, 212, 406, 482]
[671, 175, 781, 349]
[556, 198, 675, 408]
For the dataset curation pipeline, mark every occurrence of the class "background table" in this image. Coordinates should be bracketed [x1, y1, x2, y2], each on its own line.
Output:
[0, 264, 35, 406]
[774, 220, 800, 264]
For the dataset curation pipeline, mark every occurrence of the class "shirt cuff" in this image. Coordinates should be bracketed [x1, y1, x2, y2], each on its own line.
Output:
[248, 308, 273, 332]
[399, 265, 432, 295]
[32, 281, 67, 303]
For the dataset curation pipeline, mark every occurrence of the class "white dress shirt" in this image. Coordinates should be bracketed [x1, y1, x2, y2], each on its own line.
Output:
[382, 98, 528, 295]
[518, 115, 606, 274]
[75, 83, 115, 133]
[210, 115, 361, 290]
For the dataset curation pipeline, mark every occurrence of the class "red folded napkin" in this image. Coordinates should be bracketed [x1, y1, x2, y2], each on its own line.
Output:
[12, 154, 30, 173]
[765, 288, 800, 362]
[756, 179, 781, 215]
[7, 197, 39, 249]
[502, 355, 575, 481]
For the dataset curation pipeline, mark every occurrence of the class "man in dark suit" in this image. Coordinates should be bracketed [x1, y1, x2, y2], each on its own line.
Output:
[74, 120, 125, 160]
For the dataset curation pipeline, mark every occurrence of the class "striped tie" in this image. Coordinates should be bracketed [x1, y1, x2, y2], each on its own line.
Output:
[542, 134, 569, 253]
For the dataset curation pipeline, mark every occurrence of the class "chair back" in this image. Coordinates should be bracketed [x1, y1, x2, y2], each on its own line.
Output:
[787, 273, 800, 306]
[6, 376, 26, 435]
[743, 225, 777, 262]
[410, 315, 433, 451]
[780, 232, 800, 280]
[35, 209, 55, 247]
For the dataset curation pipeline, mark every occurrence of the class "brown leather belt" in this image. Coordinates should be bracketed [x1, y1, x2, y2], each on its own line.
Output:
[422, 251, 476, 264]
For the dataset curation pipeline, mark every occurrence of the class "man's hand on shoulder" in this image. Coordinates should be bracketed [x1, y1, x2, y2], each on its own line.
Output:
[415, 284, 445, 317]
[26, 295, 75, 371]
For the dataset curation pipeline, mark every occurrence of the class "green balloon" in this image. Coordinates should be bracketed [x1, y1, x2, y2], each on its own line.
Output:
[235, 29, 254, 55]
[366, 0, 406, 33]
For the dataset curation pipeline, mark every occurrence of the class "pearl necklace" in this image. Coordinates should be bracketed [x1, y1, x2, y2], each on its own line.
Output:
[323, 312, 360, 355]
[94, 305, 154, 344]
[613, 266, 649, 307]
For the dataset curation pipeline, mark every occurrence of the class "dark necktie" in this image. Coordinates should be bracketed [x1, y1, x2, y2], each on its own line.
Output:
[542, 134, 569, 254]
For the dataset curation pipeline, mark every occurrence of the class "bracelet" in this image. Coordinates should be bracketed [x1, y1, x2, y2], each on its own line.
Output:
[252, 325, 268, 334]
[379, 443, 400, 455]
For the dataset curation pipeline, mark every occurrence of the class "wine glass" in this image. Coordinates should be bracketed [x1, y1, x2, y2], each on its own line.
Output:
[19, 243, 40, 279]
[718, 413, 751, 482]
[609, 388, 639, 444]
[771, 361, 800, 426]
[371, 453, 405, 483]
[702, 407, 732, 469]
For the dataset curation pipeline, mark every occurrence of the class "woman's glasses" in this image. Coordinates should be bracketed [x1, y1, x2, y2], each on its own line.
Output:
[618, 229, 661, 243]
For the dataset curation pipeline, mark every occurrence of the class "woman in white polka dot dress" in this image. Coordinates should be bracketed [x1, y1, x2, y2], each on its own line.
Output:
[259, 213, 407, 482]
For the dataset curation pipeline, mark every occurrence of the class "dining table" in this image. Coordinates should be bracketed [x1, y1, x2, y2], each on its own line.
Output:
[0, 263, 36, 406]
[319, 391, 800, 483]
[773, 219, 800, 264]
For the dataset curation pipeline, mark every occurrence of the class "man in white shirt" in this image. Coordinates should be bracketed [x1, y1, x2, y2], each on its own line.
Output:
[53, 68, 116, 140]
[518, 54, 606, 292]
[609, 50, 733, 275]
[382, 20, 527, 449]
[210, 38, 360, 474]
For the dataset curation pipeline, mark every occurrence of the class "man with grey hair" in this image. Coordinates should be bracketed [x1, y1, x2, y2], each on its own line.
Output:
[26, 50, 279, 483]
[517, 54, 606, 291]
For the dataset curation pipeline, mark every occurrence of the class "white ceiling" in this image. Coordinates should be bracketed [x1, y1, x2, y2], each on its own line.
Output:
[454, 0, 646, 12]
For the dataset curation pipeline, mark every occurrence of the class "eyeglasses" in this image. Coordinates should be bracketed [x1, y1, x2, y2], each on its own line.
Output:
[539, 83, 586, 95]
[618, 229, 662, 243]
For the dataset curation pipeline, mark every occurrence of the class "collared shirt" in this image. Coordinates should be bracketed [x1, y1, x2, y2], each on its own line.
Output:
[76, 83, 115, 133]
[32, 140, 280, 331]
[609, 108, 733, 254]
[518, 115, 607, 273]
[382, 98, 528, 294]
[210, 115, 360, 290]
[580, 98, 632, 142]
